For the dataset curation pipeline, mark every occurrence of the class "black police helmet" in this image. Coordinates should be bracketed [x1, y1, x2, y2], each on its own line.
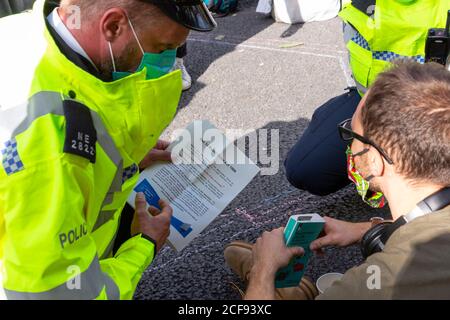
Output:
[141, 0, 217, 32]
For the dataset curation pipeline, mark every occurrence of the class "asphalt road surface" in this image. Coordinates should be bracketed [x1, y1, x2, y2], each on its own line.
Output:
[135, 0, 390, 300]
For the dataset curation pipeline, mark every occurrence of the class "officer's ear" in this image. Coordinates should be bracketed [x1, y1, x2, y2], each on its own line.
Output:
[100, 8, 130, 42]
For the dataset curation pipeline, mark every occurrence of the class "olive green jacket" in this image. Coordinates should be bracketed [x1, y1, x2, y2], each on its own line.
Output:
[318, 205, 450, 299]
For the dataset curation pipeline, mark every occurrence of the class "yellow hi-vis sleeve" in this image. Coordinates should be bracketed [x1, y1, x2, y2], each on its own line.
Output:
[0, 156, 155, 300]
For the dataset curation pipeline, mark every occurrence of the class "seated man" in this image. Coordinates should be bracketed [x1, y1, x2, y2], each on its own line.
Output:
[225, 62, 450, 299]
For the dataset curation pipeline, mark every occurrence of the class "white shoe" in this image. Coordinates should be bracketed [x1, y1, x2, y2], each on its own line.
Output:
[172, 58, 192, 91]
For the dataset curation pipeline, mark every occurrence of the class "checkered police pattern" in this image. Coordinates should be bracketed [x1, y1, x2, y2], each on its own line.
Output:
[372, 51, 425, 64]
[351, 33, 370, 50]
[352, 31, 425, 64]
[122, 164, 139, 183]
[1, 139, 24, 176]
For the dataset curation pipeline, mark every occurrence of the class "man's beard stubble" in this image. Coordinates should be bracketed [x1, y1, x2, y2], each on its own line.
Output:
[357, 153, 383, 193]
[98, 42, 140, 81]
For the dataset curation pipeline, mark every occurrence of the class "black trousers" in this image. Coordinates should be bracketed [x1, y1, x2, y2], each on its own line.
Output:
[284, 88, 361, 196]
[176, 43, 187, 58]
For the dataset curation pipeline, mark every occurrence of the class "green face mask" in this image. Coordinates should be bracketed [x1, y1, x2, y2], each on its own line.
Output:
[346, 146, 386, 208]
[108, 17, 177, 81]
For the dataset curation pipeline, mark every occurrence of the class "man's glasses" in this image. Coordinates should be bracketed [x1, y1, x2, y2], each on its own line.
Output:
[338, 119, 394, 165]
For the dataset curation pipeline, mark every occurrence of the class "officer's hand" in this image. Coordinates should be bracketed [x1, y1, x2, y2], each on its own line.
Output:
[310, 217, 371, 253]
[131, 192, 173, 253]
[139, 140, 172, 170]
[250, 228, 304, 278]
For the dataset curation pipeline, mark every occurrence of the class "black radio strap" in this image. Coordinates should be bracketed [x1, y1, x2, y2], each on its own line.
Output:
[352, 0, 376, 16]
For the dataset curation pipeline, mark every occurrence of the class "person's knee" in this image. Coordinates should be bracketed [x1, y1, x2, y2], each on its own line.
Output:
[285, 155, 336, 196]
[284, 90, 360, 196]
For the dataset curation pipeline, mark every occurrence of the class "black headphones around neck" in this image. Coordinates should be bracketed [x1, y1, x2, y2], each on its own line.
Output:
[361, 187, 450, 258]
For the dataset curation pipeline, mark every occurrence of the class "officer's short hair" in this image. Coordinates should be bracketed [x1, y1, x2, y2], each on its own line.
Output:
[61, 0, 164, 28]
[363, 62, 450, 186]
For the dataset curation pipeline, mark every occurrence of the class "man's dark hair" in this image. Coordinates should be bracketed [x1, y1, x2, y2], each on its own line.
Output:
[363, 62, 450, 186]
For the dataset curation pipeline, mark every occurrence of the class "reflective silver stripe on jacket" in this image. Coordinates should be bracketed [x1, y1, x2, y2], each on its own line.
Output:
[3, 256, 120, 300]
[0, 92, 122, 165]
[343, 22, 368, 95]
[1, 92, 125, 233]
[0, 91, 64, 140]
[90, 109, 125, 235]
[1, 92, 125, 298]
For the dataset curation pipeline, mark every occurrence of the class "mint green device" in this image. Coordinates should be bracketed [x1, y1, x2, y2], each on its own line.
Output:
[275, 213, 325, 288]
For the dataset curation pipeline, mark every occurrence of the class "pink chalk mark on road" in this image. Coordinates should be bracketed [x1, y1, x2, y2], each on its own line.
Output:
[235, 208, 256, 224]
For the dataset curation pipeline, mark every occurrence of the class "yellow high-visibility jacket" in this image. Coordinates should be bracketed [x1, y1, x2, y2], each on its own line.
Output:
[340, 0, 450, 95]
[0, 0, 182, 299]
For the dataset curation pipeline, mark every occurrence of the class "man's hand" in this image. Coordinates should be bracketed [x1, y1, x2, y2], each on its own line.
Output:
[245, 228, 304, 300]
[139, 140, 172, 170]
[131, 192, 173, 253]
[251, 228, 304, 277]
[310, 217, 371, 253]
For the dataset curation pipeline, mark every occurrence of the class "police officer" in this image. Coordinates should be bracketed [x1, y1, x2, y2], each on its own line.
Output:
[284, 0, 450, 199]
[0, 0, 215, 300]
